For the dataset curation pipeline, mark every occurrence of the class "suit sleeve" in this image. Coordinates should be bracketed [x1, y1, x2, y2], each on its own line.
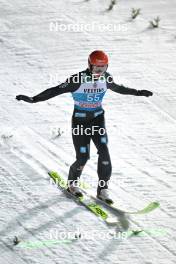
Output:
[106, 73, 139, 96]
[32, 75, 80, 103]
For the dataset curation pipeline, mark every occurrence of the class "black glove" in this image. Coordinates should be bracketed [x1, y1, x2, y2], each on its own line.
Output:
[137, 90, 153, 97]
[16, 95, 34, 103]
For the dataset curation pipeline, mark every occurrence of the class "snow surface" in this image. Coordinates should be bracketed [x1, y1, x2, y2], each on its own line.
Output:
[0, 0, 176, 263]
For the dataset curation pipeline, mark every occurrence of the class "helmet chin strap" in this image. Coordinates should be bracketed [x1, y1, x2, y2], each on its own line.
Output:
[92, 73, 101, 78]
[88, 62, 108, 77]
[88, 68, 103, 78]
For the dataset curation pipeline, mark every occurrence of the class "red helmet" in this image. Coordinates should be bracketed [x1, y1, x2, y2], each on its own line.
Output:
[88, 50, 108, 66]
[88, 50, 109, 76]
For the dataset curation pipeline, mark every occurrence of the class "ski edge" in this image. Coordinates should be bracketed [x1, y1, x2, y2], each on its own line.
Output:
[86, 191, 160, 215]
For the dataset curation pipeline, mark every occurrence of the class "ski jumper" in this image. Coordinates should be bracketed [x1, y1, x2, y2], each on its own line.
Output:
[32, 69, 140, 193]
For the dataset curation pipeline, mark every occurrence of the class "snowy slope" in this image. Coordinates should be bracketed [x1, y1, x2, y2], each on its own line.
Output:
[0, 0, 176, 263]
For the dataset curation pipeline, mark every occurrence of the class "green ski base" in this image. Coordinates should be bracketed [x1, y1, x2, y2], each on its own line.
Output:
[90, 194, 160, 215]
[48, 171, 118, 225]
[49, 171, 160, 219]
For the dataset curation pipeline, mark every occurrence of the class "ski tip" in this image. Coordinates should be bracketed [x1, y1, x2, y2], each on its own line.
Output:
[48, 171, 54, 176]
[136, 201, 160, 215]
[149, 201, 160, 209]
[48, 170, 56, 175]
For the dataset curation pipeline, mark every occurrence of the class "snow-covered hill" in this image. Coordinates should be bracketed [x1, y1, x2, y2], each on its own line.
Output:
[0, 0, 176, 263]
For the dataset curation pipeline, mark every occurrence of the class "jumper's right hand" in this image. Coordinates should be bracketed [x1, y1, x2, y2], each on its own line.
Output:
[16, 95, 34, 103]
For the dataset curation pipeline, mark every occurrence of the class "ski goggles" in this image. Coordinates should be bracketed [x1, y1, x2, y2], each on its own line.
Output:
[91, 65, 108, 75]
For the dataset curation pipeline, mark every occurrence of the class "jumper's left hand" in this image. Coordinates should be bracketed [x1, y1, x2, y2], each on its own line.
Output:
[137, 90, 153, 97]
